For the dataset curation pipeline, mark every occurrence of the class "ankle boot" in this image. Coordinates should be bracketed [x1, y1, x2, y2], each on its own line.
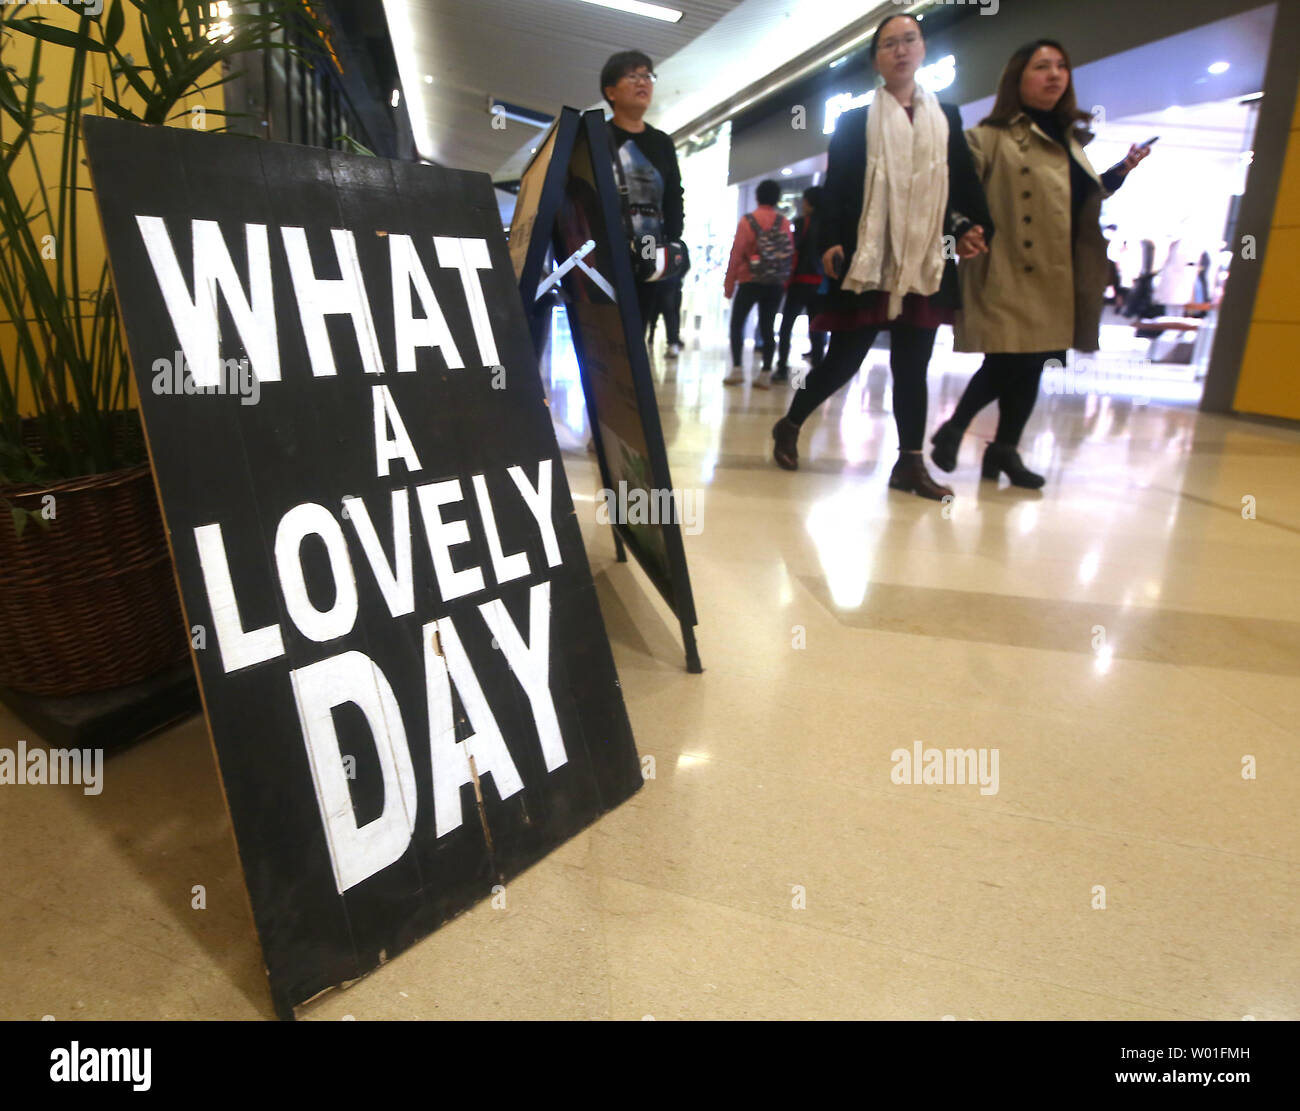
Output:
[982, 443, 1045, 488]
[889, 453, 953, 501]
[772, 418, 800, 471]
[929, 419, 964, 473]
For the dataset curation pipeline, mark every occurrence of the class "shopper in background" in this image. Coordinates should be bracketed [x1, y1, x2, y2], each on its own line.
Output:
[774, 185, 828, 382]
[724, 179, 795, 389]
[600, 50, 685, 336]
[931, 39, 1150, 488]
[771, 13, 992, 500]
[647, 276, 684, 357]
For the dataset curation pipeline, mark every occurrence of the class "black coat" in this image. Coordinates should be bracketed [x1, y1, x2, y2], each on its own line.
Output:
[816, 102, 994, 311]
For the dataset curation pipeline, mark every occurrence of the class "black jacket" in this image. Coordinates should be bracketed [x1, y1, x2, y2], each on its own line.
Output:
[816, 102, 994, 310]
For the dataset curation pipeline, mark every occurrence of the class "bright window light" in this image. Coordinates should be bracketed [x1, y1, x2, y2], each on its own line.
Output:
[569, 0, 684, 23]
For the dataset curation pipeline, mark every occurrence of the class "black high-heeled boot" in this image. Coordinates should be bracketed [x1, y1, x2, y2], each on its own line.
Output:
[982, 443, 1045, 489]
[772, 418, 800, 471]
[929, 420, 963, 473]
[889, 453, 953, 501]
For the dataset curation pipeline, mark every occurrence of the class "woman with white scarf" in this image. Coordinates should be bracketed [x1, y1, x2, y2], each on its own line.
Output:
[771, 13, 992, 501]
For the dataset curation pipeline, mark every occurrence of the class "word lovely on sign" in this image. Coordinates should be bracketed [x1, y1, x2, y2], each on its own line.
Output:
[82, 118, 641, 1018]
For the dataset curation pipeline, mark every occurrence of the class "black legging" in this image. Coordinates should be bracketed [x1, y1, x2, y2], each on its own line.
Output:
[785, 324, 938, 451]
[949, 350, 1066, 447]
[777, 284, 827, 369]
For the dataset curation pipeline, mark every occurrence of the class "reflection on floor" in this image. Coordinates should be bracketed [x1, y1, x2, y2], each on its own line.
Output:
[2, 316, 1297, 1020]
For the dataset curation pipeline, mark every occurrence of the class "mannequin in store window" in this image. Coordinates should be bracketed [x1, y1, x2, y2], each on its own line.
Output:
[770, 12, 992, 501]
[929, 39, 1150, 488]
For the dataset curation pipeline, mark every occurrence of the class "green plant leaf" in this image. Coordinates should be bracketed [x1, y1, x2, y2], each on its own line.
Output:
[10, 506, 28, 539]
[104, 1, 126, 48]
[100, 95, 140, 121]
[6, 18, 110, 54]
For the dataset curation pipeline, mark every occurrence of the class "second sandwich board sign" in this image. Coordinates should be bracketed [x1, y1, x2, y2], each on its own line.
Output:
[82, 117, 643, 1018]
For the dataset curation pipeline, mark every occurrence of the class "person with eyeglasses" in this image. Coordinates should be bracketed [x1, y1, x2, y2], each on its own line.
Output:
[600, 51, 685, 346]
[770, 13, 992, 501]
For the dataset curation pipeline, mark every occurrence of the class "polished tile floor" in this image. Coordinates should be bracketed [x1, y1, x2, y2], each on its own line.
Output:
[2, 320, 1297, 1020]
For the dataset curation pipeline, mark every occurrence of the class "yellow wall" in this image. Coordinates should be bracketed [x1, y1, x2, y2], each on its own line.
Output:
[1233, 88, 1300, 420]
[2, 7, 225, 416]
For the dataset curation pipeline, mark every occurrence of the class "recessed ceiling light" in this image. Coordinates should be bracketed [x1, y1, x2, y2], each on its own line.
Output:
[781, 167, 793, 176]
[424, 74, 434, 84]
[570, 0, 683, 23]
[1208, 61, 1230, 75]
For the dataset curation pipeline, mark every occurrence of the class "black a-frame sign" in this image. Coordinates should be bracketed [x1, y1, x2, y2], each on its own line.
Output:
[510, 107, 701, 674]
[82, 116, 644, 1019]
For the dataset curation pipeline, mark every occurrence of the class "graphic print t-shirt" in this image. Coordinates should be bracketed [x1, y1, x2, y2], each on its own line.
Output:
[608, 122, 684, 250]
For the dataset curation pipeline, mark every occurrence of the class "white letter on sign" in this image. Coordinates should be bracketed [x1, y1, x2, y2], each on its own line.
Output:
[290, 651, 417, 892]
[415, 479, 485, 602]
[434, 237, 499, 367]
[372, 384, 422, 477]
[136, 217, 280, 388]
[390, 233, 464, 373]
[281, 227, 384, 377]
[274, 502, 359, 642]
[479, 582, 566, 771]
[424, 618, 524, 838]
[194, 522, 285, 673]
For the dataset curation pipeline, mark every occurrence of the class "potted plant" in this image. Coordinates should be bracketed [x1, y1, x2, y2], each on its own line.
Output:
[0, 0, 321, 695]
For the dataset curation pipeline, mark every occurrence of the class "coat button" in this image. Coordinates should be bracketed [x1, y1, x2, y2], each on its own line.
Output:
[1024, 240, 1033, 249]
[1024, 265, 1034, 273]
[1022, 190, 1031, 199]
[1021, 166, 1031, 174]
[1023, 215, 1032, 223]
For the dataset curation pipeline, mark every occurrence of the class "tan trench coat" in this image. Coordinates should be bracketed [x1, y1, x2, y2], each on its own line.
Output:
[954, 114, 1114, 354]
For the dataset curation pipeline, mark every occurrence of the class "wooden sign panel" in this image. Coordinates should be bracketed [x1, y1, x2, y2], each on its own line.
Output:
[513, 107, 701, 672]
[81, 118, 642, 1018]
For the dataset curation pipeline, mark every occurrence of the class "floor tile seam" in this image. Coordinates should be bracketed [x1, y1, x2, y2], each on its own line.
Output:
[1163, 662, 1300, 740]
[657, 649, 1291, 723]
[586, 872, 1220, 1020]
[0, 882, 253, 977]
[599, 764, 1300, 869]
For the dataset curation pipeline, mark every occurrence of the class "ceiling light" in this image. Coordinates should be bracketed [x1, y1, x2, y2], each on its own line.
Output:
[1208, 61, 1230, 74]
[781, 167, 792, 176]
[570, 0, 683, 23]
[424, 74, 434, 84]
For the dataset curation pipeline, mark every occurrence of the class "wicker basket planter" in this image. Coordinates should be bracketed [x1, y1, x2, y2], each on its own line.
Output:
[0, 460, 188, 697]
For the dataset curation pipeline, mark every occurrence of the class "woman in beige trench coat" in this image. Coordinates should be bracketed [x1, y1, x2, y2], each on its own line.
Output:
[930, 39, 1150, 488]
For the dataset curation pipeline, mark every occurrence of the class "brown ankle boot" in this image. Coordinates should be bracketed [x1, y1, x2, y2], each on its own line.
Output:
[772, 418, 800, 471]
[889, 453, 952, 501]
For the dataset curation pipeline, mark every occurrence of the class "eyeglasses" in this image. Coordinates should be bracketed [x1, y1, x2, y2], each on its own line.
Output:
[879, 33, 920, 54]
[620, 70, 658, 86]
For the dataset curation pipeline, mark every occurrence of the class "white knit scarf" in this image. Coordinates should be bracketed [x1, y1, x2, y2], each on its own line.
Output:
[842, 84, 949, 319]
